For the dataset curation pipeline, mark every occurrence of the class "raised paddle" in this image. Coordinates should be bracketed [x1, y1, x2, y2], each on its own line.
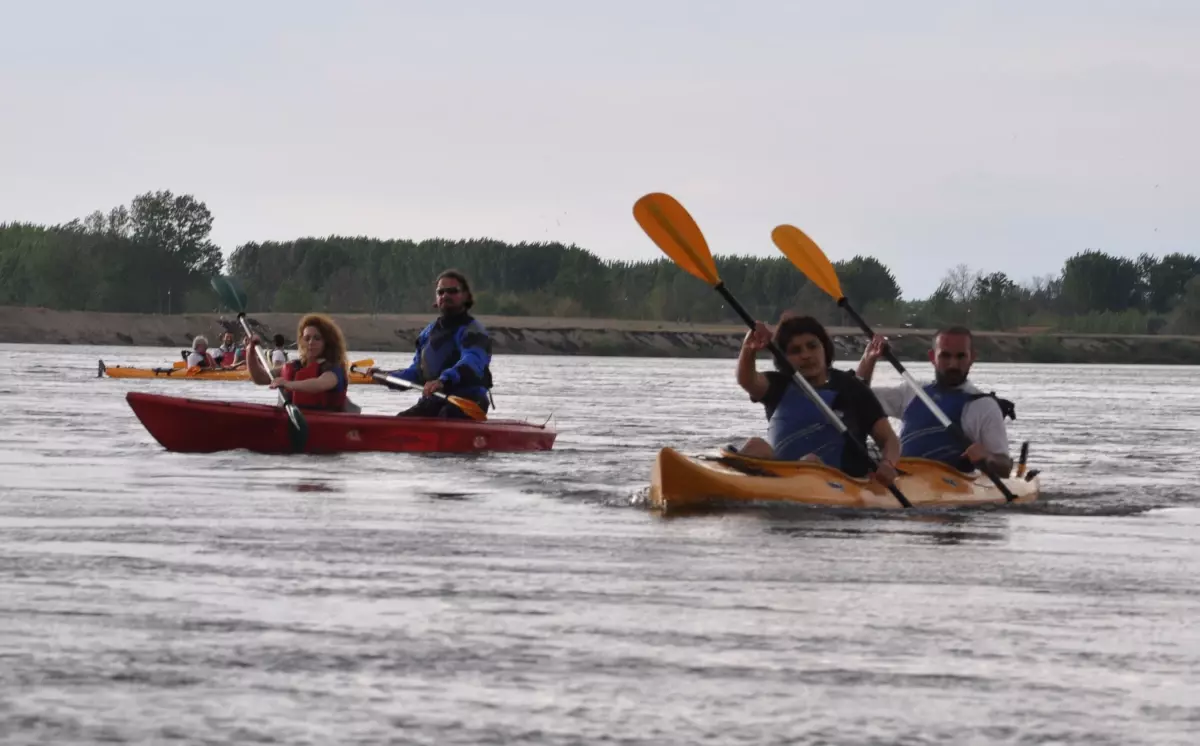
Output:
[209, 276, 308, 452]
[632, 192, 912, 508]
[365, 369, 488, 422]
[770, 224, 1018, 502]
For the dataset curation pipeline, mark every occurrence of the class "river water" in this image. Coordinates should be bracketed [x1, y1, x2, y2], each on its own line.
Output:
[1, 343, 1197, 745]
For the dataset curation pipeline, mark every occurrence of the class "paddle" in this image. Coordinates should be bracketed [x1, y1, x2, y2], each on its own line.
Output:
[209, 275, 308, 452]
[365, 369, 488, 422]
[770, 224, 1017, 502]
[632, 192, 912, 508]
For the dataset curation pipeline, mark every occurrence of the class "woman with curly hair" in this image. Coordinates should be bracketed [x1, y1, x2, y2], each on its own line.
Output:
[246, 313, 352, 412]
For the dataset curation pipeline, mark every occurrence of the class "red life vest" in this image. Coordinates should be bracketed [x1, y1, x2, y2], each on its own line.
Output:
[216, 349, 237, 366]
[281, 359, 347, 411]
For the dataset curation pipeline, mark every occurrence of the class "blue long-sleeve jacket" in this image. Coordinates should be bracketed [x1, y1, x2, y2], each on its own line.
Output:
[390, 312, 492, 399]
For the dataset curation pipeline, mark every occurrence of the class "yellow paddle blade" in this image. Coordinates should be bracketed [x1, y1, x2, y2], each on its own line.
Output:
[632, 192, 719, 286]
[770, 224, 844, 301]
[172, 360, 185, 369]
[448, 395, 487, 422]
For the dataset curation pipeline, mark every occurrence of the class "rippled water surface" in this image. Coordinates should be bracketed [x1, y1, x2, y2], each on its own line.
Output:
[1, 343, 1198, 744]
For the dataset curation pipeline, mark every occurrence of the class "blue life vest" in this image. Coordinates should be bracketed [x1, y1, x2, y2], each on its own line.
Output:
[416, 316, 492, 400]
[900, 384, 975, 471]
[767, 385, 846, 469]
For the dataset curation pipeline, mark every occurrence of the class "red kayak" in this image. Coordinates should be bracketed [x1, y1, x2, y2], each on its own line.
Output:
[125, 392, 557, 454]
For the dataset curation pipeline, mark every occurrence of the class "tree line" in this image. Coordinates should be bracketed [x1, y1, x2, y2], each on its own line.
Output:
[2, 190, 1197, 334]
[0, 191, 221, 314]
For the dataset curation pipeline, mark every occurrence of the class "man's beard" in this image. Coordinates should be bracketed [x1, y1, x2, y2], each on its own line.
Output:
[935, 369, 967, 387]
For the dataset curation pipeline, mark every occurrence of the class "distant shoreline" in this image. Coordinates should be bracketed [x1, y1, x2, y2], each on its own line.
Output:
[3, 306, 1200, 364]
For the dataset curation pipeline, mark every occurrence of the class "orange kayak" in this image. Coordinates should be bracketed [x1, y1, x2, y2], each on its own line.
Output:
[649, 446, 1042, 514]
[98, 358, 377, 384]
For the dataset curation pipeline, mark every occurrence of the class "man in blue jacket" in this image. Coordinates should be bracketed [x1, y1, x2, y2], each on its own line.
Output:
[371, 269, 493, 419]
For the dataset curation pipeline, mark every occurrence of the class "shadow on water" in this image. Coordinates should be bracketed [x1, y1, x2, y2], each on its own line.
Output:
[289, 481, 342, 493]
[756, 507, 1014, 546]
[612, 486, 1170, 529]
[997, 489, 1171, 517]
[421, 491, 482, 502]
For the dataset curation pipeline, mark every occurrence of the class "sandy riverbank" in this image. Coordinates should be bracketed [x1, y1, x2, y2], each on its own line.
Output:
[3, 306, 1200, 364]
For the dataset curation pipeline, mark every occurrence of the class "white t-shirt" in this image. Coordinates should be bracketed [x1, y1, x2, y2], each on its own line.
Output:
[271, 348, 288, 366]
[871, 379, 1010, 457]
[186, 351, 208, 367]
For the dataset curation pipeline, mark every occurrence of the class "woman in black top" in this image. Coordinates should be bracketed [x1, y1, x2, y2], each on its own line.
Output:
[736, 314, 899, 484]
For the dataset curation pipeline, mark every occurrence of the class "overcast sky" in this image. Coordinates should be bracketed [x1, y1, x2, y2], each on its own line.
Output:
[2, 0, 1196, 298]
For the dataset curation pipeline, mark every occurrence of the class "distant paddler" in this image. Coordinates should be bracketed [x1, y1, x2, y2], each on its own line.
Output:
[184, 336, 218, 369]
[210, 331, 240, 367]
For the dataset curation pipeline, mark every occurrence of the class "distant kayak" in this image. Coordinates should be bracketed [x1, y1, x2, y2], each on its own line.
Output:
[125, 392, 556, 454]
[649, 446, 1041, 513]
[98, 359, 377, 385]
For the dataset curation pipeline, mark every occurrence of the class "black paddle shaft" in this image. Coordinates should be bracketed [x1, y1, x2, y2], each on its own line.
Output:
[239, 313, 294, 404]
[715, 282, 912, 508]
[237, 312, 307, 452]
[837, 297, 1017, 502]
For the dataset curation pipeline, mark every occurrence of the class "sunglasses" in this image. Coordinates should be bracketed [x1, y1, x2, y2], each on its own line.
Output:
[436, 287, 462, 296]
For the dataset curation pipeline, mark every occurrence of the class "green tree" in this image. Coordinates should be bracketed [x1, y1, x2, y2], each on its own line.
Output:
[971, 271, 1021, 330]
[273, 281, 317, 312]
[833, 256, 902, 308]
[1141, 253, 1200, 313]
[1060, 250, 1142, 313]
[129, 190, 223, 276]
[1169, 276, 1200, 334]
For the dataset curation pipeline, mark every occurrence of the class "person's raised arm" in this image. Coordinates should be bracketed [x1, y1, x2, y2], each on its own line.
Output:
[245, 337, 273, 385]
[737, 321, 772, 401]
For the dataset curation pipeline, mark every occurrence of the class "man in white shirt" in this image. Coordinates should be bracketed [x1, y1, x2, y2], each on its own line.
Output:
[856, 326, 1014, 477]
[269, 334, 289, 369]
[185, 336, 215, 368]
